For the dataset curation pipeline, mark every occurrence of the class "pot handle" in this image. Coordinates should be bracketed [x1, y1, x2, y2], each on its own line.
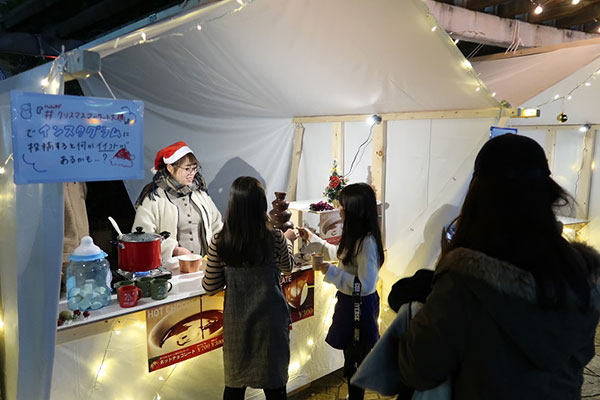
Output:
[110, 240, 125, 250]
[160, 231, 171, 240]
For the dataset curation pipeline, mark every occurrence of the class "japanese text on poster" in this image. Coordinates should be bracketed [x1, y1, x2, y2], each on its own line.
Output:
[146, 294, 224, 372]
[10, 91, 144, 184]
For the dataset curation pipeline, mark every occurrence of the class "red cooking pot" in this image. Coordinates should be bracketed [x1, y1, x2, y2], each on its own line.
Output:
[114, 227, 170, 272]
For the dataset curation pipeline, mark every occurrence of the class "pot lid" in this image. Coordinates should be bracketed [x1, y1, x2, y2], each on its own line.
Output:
[120, 226, 162, 242]
[68, 236, 108, 262]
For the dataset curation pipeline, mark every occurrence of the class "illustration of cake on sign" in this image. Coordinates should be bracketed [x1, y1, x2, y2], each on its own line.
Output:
[110, 147, 135, 167]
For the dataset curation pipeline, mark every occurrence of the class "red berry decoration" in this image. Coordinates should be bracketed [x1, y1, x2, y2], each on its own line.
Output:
[73, 309, 81, 316]
[57, 319, 64, 327]
[83, 311, 90, 318]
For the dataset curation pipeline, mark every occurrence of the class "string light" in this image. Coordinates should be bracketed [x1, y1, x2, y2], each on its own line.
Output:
[572, 0, 580, 4]
[196, 24, 202, 31]
[141, 32, 147, 42]
[475, 86, 481, 92]
[463, 60, 472, 69]
[40, 78, 49, 87]
[431, 25, 437, 32]
[491, 92, 497, 97]
[0, 153, 13, 174]
[454, 39, 460, 45]
[585, 82, 592, 87]
[534, 4, 543, 14]
[0, 316, 3, 330]
[579, 124, 592, 133]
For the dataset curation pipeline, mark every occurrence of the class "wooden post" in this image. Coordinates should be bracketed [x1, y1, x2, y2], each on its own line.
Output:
[286, 124, 305, 201]
[576, 128, 597, 220]
[371, 121, 387, 245]
[332, 122, 344, 173]
[544, 128, 557, 171]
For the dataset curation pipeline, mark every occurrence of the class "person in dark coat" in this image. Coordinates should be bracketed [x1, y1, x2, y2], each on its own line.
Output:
[396, 134, 600, 399]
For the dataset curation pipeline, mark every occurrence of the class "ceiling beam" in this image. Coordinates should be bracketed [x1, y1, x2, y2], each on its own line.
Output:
[498, 0, 535, 18]
[556, 3, 600, 28]
[498, 0, 564, 18]
[464, 0, 510, 10]
[426, 0, 600, 48]
[0, 0, 62, 30]
[43, 0, 147, 37]
[0, 32, 81, 56]
[528, 2, 594, 24]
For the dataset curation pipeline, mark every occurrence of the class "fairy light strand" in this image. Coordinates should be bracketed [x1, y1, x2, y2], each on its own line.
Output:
[534, 66, 599, 110]
[0, 153, 13, 174]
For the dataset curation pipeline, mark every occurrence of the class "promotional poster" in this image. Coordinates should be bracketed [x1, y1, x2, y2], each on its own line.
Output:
[146, 293, 224, 372]
[281, 267, 315, 323]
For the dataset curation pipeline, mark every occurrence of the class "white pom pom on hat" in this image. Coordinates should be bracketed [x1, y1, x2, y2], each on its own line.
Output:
[151, 141, 193, 174]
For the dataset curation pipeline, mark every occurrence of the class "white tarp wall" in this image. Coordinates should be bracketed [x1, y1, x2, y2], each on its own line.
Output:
[0, 63, 64, 400]
[475, 46, 600, 249]
[297, 118, 498, 297]
[0, 0, 501, 398]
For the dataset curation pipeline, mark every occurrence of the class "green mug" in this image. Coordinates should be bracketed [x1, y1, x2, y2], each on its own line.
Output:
[135, 276, 154, 298]
[114, 280, 134, 301]
[150, 278, 173, 300]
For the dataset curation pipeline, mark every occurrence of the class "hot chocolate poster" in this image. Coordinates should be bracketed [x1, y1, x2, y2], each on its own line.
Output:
[146, 293, 224, 372]
[281, 267, 314, 322]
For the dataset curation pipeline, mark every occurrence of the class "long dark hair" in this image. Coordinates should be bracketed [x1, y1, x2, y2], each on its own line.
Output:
[337, 183, 384, 268]
[445, 134, 591, 308]
[215, 176, 273, 267]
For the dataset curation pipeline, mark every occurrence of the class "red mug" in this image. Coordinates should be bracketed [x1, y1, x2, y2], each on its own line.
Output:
[118, 285, 143, 308]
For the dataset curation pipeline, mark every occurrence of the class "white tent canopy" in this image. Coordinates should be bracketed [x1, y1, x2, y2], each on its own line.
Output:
[473, 39, 600, 124]
[0, 0, 509, 399]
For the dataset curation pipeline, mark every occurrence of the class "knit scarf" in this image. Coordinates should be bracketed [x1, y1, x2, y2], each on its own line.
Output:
[135, 168, 206, 208]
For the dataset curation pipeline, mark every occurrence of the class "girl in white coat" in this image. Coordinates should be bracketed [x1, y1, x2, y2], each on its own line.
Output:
[133, 141, 223, 263]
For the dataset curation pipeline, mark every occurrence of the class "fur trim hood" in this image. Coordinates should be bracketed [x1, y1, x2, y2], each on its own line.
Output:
[434, 243, 600, 371]
[436, 242, 600, 304]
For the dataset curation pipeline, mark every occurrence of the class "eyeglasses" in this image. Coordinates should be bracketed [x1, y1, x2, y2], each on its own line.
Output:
[177, 165, 198, 175]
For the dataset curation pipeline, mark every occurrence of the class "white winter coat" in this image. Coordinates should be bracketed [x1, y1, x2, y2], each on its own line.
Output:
[132, 187, 223, 262]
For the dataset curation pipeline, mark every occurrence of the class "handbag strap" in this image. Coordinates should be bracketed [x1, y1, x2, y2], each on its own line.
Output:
[352, 276, 362, 344]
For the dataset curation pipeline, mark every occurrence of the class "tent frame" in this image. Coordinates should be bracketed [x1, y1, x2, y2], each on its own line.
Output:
[288, 106, 524, 246]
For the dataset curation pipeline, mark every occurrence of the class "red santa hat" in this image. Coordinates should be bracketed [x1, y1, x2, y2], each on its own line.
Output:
[152, 141, 193, 173]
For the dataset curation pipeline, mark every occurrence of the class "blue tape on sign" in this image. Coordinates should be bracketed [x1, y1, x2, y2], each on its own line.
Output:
[490, 126, 518, 139]
[10, 91, 144, 184]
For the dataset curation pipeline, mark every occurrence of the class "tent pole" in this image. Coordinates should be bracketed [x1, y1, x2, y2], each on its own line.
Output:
[331, 122, 345, 174]
[544, 128, 557, 171]
[371, 121, 387, 246]
[576, 128, 597, 220]
[287, 124, 305, 201]
[293, 107, 520, 123]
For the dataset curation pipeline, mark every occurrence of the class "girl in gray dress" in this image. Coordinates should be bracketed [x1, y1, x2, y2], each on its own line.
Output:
[202, 176, 293, 400]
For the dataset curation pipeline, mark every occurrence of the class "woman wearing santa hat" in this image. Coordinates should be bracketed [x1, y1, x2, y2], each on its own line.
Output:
[133, 141, 223, 262]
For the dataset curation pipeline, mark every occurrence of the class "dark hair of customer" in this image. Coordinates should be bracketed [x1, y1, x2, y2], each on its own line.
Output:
[215, 176, 273, 267]
[445, 134, 593, 309]
[337, 182, 385, 268]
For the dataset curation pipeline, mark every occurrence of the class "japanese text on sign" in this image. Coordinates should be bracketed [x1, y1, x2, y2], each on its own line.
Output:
[10, 91, 144, 184]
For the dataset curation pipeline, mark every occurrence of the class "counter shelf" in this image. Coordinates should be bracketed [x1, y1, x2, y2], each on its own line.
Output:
[57, 269, 206, 340]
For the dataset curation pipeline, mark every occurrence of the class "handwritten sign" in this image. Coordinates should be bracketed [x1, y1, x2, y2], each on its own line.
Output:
[10, 91, 144, 184]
